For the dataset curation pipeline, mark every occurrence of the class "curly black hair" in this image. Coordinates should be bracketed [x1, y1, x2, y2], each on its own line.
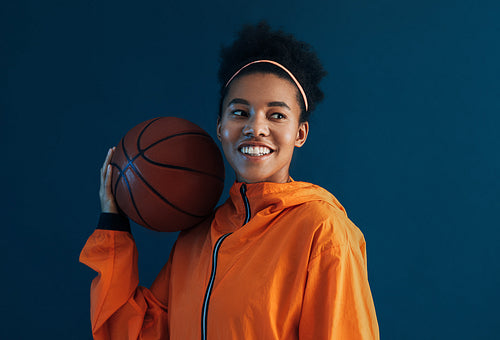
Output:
[218, 21, 327, 122]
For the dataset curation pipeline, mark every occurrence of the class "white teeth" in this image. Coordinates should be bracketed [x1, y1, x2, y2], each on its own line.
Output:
[240, 146, 272, 156]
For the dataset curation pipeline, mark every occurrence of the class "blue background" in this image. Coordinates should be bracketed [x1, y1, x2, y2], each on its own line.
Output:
[2, 0, 499, 338]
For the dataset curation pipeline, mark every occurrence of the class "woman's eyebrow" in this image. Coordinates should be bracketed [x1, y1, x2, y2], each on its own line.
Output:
[228, 98, 249, 106]
[267, 101, 291, 110]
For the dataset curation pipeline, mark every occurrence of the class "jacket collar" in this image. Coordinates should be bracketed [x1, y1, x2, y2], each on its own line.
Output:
[212, 180, 345, 235]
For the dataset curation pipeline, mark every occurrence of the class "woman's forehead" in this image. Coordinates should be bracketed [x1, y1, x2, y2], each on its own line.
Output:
[224, 73, 301, 109]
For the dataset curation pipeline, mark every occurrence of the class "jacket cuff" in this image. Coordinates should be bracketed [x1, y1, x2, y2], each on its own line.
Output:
[97, 212, 131, 232]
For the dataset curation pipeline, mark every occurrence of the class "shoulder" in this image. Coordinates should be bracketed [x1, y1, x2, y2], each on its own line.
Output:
[290, 183, 349, 228]
[290, 185, 366, 257]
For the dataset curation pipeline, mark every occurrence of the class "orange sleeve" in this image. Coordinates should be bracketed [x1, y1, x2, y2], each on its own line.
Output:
[298, 226, 379, 339]
[79, 229, 171, 340]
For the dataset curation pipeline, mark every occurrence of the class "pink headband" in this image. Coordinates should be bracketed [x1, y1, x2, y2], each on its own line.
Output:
[224, 59, 309, 112]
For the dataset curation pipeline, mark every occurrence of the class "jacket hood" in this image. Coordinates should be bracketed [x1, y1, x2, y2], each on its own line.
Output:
[212, 179, 346, 235]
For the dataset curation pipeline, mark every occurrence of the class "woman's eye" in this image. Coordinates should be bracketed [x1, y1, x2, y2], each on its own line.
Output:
[232, 110, 247, 116]
[270, 112, 285, 119]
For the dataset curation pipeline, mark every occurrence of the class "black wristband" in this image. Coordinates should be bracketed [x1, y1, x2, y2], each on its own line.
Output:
[97, 212, 131, 232]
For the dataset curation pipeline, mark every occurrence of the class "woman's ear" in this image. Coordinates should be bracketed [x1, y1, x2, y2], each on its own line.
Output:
[216, 117, 222, 141]
[295, 121, 309, 147]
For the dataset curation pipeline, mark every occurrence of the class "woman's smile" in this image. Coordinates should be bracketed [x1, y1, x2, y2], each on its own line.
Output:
[217, 72, 309, 184]
[239, 145, 273, 157]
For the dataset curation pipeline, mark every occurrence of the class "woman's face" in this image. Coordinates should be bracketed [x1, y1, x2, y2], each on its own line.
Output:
[217, 72, 309, 184]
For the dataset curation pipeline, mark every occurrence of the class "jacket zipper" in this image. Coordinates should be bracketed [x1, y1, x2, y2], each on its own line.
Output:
[240, 183, 251, 225]
[201, 183, 251, 340]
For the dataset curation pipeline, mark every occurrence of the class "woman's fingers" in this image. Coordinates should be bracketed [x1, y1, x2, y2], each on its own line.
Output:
[103, 147, 115, 187]
[99, 147, 119, 213]
[100, 149, 110, 182]
[104, 164, 112, 192]
[101, 147, 114, 173]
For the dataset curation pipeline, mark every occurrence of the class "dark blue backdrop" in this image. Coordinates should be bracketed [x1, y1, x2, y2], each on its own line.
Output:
[2, 0, 499, 338]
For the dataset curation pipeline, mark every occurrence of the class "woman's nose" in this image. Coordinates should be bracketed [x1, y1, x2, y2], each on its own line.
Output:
[242, 114, 269, 137]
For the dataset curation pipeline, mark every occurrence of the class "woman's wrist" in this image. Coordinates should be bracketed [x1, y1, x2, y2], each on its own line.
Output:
[97, 212, 131, 232]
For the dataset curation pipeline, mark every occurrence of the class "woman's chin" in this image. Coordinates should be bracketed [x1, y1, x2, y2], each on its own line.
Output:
[235, 172, 289, 184]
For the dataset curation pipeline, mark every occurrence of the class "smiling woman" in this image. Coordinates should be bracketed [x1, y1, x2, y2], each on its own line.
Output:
[218, 73, 308, 183]
[80, 21, 380, 339]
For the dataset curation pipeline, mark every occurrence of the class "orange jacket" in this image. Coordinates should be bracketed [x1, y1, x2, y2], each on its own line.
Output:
[80, 180, 379, 339]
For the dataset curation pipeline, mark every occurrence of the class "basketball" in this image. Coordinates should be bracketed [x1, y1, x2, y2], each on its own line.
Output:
[109, 117, 225, 232]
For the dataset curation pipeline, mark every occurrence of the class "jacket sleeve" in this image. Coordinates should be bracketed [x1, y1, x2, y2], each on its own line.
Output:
[298, 220, 380, 340]
[79, 217, 172, 340]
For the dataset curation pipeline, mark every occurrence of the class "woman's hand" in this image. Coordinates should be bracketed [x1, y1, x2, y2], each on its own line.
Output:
[99, 147, 119, 213]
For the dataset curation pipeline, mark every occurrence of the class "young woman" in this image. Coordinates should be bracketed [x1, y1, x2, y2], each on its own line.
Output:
[81, 22, 379, 339]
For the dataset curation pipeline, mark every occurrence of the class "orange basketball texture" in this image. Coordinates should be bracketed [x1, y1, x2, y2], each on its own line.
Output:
[110, 117, 225, 232]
